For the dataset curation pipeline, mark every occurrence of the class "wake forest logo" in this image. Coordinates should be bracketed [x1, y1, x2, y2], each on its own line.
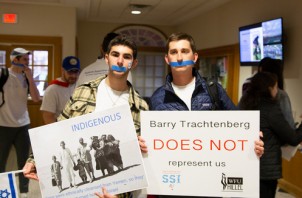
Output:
[221, 173, 243, 191]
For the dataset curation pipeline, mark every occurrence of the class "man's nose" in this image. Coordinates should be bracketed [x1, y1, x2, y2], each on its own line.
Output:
[117, 56, 124, 65]
[177, 52, 183, 61]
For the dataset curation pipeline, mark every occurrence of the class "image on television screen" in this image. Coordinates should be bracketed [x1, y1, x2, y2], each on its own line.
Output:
[239, 18, 283, 66]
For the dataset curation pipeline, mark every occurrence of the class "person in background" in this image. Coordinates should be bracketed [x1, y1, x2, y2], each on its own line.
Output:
[76, 32, 132, 87]
[40, 56, 80, 124]
[238, 72, 302, 198]
[23, 35, 148, 198]
[149, 32, 264, 198]
[0, 48, 40, 198]
[242, 57, 295, 129]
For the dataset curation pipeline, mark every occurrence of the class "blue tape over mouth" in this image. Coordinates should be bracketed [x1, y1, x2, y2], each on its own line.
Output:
[170, 60, 195, 67]
[11, 61, 25, 67]
[112, 65, 127, 72]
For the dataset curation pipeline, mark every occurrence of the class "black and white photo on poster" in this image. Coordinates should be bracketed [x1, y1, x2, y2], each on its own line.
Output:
[29, 105, 148, 198]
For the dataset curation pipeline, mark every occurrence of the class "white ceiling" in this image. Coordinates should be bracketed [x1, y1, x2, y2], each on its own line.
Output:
[3, 0, 234, 26]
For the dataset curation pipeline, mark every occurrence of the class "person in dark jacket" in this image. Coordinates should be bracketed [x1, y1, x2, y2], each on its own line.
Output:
[149, 32, 264, 198]
[239, 72, 302, 198]
[242, 57, 295, 129]
[150, 32, 236, 111]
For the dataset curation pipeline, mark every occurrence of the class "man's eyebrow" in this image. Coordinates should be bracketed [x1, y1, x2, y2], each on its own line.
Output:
[169, 48, 190, 51]
[182, 48, 191, 52]
[110, 51, 132, 55]
[123, 53, 133, 56]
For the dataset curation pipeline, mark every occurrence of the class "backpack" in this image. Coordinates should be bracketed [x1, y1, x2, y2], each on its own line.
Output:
[0, 67, 9, 107]
[204, 78, 222, 110]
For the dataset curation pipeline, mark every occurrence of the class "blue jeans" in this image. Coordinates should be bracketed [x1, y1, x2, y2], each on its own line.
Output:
[0, 125, 31, 193]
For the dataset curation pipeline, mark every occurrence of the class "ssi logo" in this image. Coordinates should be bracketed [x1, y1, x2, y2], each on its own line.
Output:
[162, 174, 181, 191]
[221, 173, 243, 191]
[162, 174, 181, 184]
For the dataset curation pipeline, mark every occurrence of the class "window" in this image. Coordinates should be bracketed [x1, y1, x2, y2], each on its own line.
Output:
[114, 25, 166, 47]
[133, 52, 166, 97]
[0, 45, 52, 96]
[31, 49, 50, 96]
[0, 50, 6, 66]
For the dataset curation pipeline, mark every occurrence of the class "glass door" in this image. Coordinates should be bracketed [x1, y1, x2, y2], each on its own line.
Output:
[198, 44, 240, 104]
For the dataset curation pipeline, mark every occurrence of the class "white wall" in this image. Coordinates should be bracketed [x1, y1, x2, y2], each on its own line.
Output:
[176, 0, 302, 121]
[0, 2, 77, 58]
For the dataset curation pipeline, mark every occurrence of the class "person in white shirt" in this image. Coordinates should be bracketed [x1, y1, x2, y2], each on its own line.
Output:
[40, 56, 80, 124]
[0, 48, 40, 198]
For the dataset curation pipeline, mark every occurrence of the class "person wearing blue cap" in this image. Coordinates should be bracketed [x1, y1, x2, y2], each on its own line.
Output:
[40, 56, 80, 124]
[0, 47, 40, 198]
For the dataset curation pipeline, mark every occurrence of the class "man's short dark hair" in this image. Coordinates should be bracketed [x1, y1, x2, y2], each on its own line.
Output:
[102, 33, 119, 53]
[106, 34, 138, 59]
[166, 32, 197, 54]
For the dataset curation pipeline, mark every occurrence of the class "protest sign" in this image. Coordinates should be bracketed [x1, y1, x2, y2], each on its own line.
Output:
[29, 105, 148, 198]
[142, 111, 259, 197]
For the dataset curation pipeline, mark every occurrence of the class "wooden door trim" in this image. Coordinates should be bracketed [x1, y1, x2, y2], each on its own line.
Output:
[0, 34, 62, 79]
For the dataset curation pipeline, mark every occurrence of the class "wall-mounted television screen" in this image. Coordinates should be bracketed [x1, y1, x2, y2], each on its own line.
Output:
[239, 17, 283, 66]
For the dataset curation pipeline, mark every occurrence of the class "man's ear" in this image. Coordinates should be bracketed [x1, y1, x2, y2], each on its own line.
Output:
[105, 54, 109, 65]
[193, 52, 198, 63]
[130, 59, 138, 70]
[164, 55, 169, 65]
[61, 68, 65, 76]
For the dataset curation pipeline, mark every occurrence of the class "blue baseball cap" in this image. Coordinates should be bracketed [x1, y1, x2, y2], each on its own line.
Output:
[62, 56, 80, 71]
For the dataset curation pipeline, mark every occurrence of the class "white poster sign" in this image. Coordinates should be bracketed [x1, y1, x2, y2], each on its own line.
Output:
[29, 105, 148, 198]
[141, 111, 259, 197]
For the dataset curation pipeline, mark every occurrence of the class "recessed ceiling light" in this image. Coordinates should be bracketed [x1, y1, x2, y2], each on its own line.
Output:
[129, 4, 151, 15]
[131, 10, 141, 15]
